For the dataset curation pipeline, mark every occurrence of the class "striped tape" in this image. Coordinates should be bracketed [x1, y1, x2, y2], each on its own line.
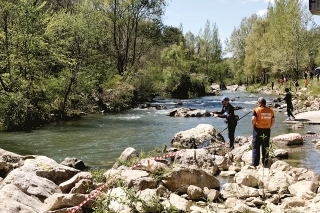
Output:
[69, 132, 319, 212]
[69, 151, 180, 213]
[273, 133, 320, 141]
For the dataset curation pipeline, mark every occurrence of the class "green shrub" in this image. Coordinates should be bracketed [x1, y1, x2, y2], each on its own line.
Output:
[89, 168, 107, 183]
[246, 84, 262, 93]
[1, 93, 46, 131]
[100, 81, 137, 112]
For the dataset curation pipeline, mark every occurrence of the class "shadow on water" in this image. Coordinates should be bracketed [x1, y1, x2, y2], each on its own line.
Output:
[0, 90, 319, 173]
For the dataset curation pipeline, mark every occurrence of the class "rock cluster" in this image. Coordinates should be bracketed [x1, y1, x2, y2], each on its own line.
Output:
[1, 124, 320, 212]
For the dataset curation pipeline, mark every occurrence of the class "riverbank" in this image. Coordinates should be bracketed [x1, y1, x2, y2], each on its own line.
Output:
[1, 86, 320, 212]
[247, 81, 320, 114]
[1, 125, 320, 212]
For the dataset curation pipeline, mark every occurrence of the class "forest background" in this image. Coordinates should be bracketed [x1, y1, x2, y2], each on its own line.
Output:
[0, 0, 319, 131]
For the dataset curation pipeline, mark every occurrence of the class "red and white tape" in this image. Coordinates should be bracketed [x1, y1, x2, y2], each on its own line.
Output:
[70, 132, 320, 212]
[273, 133, 320, 141]
[69, 151, 180, 213]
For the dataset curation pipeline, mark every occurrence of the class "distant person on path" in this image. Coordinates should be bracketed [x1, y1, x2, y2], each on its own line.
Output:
[294, 80, 299, 92]
[310, 71, 314, 80]
[251, 97, 275, 167]
[304, 70, 308, 80]
[212, 97, 237, 150]
[279, 78, 284, 87]
[284, 88, 295, 121]
[271, 82, 274, 90]
[305, 79, 309, 88]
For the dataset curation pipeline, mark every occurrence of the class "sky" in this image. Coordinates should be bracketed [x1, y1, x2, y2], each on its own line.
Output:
[163, 0, 320, 44]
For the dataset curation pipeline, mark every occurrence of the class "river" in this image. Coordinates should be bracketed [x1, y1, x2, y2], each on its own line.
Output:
[1, 90, 320, 173]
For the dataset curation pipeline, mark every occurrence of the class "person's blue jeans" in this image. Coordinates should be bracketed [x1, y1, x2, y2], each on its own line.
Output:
[252, 128, 270, 166]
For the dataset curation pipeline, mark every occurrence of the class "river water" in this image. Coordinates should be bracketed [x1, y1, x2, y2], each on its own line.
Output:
[1, 90, 320, 173]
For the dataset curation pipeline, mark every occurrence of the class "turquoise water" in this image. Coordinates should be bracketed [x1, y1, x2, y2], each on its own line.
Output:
[0, 91, 319, 172]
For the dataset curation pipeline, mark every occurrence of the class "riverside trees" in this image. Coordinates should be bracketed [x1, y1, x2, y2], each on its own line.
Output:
[227, 0, 319, 83]
[0, 0, 318, 131]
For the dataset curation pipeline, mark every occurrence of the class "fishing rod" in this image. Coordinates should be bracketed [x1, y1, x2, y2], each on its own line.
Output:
[217, 110, 252, 135]
[195, 110, 252, 149]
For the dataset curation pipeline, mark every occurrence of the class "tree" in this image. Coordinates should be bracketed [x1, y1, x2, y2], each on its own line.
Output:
[0, 0, 19, 93]
[44, 3, 105, 118]
[99, 0, 166, 76]
[264, 0, 312, 79]
[195, 21, 223, 77]
[244, 19, 269, 83]
[225, 14, 258, 83]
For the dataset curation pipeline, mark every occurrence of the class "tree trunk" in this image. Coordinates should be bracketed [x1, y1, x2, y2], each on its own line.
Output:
[262, 68, 266, 84]
[61, 71, 75, 119]
[3, 10, 11, 79]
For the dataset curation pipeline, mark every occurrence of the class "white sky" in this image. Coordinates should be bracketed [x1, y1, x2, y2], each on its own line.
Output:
[164, 0, 320, 43]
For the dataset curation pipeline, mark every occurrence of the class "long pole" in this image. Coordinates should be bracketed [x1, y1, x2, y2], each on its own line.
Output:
[217, 110, 252, 135]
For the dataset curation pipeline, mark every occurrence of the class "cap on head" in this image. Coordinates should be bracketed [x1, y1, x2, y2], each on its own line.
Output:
[221, 97, 229, 102]
[257, 97, 266, 106]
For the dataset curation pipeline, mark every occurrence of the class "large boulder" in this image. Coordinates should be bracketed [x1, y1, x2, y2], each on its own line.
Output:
[162, 167, 220, 193]
[19, 156, 80, 185]
[221, 183, 259, 199]
[104, 169, 158, 190]
[0, 148, 26, 178]
[167, 107, 211, 117]
[0, 184, 44, 213]
[1, 169, 61, 200]
[173, 149, 218, 175]
[273, 133, 303, 146]
[288, 180, 318, 198]
[171, 124, 222, 148]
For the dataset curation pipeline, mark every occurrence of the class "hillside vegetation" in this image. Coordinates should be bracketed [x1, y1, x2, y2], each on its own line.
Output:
[0, 0, 319, 131]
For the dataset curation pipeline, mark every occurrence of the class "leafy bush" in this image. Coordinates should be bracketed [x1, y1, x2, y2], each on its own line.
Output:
[99, 78, 137, 112]
[89, 168, 107, 183]
[189, 73, 207, 97]
[1, 93, 46, 131]
[246, 84, 263, 93]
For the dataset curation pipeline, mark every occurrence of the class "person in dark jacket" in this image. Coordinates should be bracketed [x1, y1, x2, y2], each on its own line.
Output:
[284, 88, 295, 121]
[212, 97, 237, 150]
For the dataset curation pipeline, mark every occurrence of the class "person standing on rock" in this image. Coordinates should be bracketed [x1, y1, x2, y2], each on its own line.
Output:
[212, 97, 237, 150]
[284, 88, 295, 121]
[251, 97, 275, 167]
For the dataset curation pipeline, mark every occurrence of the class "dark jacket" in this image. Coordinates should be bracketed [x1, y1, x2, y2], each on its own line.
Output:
[216, 104, 237, 125]
[284, 92, 293, 111]
[284, 92, 292, 105]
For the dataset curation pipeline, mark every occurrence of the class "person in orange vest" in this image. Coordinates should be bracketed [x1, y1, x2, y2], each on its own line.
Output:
[251, 97, 275, 168]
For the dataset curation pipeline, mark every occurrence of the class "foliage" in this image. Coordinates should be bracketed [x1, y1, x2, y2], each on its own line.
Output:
[116, 146, 165, 168]
[93, 185, 180, 213]
[89, 168, 107, 183]
[226, 14, 258, 81]
[0, 0, 319, 131]
[246, 84, 263, 93]
[1, 92, 46, 131]
[100, 82, 136, 112]
[189, 73, 207, 97]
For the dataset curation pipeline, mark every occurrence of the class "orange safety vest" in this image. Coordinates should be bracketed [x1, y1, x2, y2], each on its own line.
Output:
[253, 106, 274, 129]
